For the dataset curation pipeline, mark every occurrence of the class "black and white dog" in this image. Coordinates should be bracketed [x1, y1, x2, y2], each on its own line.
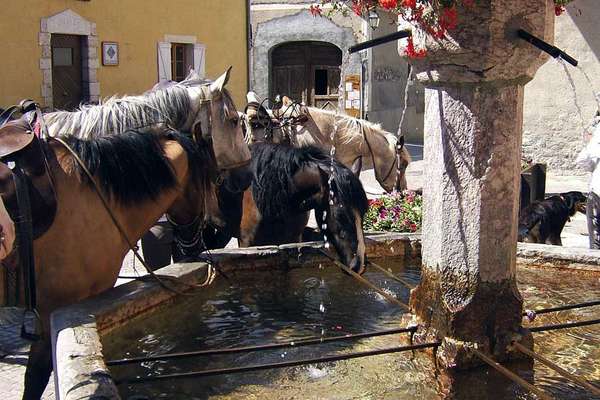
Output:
[518, 191, 587, 245]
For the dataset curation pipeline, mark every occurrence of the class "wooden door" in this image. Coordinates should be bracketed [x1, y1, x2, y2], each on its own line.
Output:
[51, 34, 83, 110]
[271, 41, 341, 107]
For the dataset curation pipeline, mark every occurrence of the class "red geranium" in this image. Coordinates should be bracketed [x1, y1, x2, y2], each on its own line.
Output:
[379, 0, 398, 9]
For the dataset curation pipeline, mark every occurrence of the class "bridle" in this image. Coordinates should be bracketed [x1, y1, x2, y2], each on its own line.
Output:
[188, 85, 251, 187]
[358, 120, 407, 191]
[243, 98, 308, 145]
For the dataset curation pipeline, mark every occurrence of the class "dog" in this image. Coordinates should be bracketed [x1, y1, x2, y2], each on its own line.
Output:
[518, 191, 587, 245]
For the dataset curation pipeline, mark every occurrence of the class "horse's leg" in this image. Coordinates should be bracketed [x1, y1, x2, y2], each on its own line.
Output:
[22, 337, 52, 400]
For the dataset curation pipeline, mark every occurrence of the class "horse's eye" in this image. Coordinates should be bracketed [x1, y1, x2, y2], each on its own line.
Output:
[230, 115, 239, 126]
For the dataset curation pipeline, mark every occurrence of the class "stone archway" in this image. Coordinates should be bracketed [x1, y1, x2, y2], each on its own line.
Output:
[252, 10, 361, 102]
[39, 9, 99, 109]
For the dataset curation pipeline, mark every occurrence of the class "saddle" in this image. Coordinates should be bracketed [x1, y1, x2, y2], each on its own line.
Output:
[0, 103, 57, 240]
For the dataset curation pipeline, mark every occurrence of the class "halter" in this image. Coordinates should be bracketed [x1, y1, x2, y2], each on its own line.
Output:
[189, 85, 251, 186]
[358, 120, 406, 191]
[244, 98, 308, 145]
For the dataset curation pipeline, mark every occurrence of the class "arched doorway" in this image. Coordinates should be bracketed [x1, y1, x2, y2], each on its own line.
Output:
[270, 41, 341, 108]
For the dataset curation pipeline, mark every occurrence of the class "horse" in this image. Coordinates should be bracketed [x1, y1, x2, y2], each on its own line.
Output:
[0, 196, 15, 259]
[0, 68, 251, 399]
[243, 92, 411, 193]
[207, 142, 369, 274]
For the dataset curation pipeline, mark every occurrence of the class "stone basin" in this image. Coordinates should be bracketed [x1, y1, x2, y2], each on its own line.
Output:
[50, 234, 600, 399]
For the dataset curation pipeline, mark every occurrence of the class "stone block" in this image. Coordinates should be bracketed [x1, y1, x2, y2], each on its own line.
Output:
[42, 69, 52, 84]
[39, 58, 51, 70]
[41, 45, 51, 58]
[89, 82, 100, 97]
[39, 32, 50, 46]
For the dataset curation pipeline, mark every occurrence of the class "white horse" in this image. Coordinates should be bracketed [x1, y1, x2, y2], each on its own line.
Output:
[243, 92, 411, 192]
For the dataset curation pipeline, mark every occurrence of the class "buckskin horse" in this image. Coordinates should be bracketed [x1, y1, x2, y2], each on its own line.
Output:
[0, 68, 251, 399]
[207, 142, 369, 274]
[243, 92, 411, 192]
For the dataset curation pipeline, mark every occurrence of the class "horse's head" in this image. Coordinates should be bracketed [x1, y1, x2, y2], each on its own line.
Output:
[297, 157, 369, 275]
[183, 68, 252, 194]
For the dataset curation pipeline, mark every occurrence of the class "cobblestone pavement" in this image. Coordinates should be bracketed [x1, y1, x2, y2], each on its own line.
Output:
[0, 144, 592, 398]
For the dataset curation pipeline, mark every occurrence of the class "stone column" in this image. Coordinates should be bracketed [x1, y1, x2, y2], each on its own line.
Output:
[400, 0, 554, 368]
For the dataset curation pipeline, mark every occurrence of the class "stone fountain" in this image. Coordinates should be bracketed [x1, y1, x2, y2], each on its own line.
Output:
[399, 0, 555, 371]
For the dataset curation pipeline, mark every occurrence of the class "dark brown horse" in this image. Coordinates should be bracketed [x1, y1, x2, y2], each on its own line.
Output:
[207, 142, 369, 274]
[0, 68, 251, 399]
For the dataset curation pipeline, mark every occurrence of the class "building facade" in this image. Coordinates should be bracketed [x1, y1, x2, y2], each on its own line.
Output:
[0, 0, 250, 110]
[250, 0, 424, 144]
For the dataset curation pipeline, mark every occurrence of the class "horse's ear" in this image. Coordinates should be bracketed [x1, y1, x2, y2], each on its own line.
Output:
[351, 157, 362, 178]
[211, 66, 233, 92]
[397, 135, 405, 150]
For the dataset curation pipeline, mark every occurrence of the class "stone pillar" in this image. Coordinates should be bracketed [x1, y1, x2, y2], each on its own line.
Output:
[400, 0, 554, 368]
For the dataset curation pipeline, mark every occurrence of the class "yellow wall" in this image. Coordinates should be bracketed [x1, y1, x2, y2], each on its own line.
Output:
[0, 0, 249, 109]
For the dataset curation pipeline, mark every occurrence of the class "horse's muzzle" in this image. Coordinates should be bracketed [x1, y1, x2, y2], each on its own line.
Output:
[223, 163, 253, 193]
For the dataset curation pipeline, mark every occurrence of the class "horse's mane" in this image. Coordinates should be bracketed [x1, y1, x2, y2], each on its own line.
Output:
[61, 130, 209, 205]
[250, 143, 368, 219]
[44, 76, 209, 139]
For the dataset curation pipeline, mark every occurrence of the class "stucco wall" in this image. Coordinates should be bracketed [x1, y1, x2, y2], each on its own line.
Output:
[0, 0, 249, 108]
[523, 0, 600, 175]
[367, 12, 424, 142]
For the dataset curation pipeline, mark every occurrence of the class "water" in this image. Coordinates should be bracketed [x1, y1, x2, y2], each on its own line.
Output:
[103, 261, 600, 400]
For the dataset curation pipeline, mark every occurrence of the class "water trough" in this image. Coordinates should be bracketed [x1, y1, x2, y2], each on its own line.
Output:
[50, 233, 600, 399]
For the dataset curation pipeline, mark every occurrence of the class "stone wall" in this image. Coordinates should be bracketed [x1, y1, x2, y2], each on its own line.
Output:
[523, 0, 600, 175]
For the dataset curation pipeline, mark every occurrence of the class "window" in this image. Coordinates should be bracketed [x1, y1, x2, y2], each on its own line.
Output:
[52, 47, 73, 67]
[314, 69, 328, 95]
[171, 43, 189, 82]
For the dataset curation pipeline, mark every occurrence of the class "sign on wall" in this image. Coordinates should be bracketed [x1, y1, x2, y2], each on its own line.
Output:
[344, 74, 361, 118]
[102, 42, 119, 66]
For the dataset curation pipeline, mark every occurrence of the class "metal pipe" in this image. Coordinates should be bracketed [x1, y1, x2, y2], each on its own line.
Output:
[472, 348, 554, 400]
[106, 325, 418, 366]
[115, 341, 440, 384]
[523, 300, 600, 317]
[528, 318, 600, 333]
[319, 249, 410, 311]
[511, 341, 600, 397]
[368, 260, 415, 289]
[348, 30, 412, 54]
[517, 29, 578, 67]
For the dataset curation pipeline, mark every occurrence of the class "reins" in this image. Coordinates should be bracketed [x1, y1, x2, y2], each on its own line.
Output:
[51, 135, 216, 296]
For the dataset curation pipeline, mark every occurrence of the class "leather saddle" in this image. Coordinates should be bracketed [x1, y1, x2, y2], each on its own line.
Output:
[0, 104, 57, 239]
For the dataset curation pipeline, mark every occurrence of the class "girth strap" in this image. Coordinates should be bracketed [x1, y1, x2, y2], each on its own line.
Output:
[13, 165, 39, 340]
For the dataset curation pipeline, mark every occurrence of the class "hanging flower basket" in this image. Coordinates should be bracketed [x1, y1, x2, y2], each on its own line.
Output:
[363, 191, 422, 233]
[310, 0, 576, 58]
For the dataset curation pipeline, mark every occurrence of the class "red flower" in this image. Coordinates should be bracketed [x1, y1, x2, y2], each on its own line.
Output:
[405, 36, 427, 58]
[309, 4, 323, 16]
[409, 223, 417, 232]
[554, 5, 565, 16]
[440, 6, 458, 31]
[379, 0, 398, 10]
[401, 0, 416, 8]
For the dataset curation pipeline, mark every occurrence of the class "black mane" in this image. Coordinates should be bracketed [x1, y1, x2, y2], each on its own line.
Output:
[250, 142, 368, 219]
[61, 130, 208, 205]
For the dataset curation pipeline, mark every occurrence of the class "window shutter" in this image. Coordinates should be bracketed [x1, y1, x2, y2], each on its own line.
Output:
[157, 42, 172, 82]
[193, 44, 206, 78]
